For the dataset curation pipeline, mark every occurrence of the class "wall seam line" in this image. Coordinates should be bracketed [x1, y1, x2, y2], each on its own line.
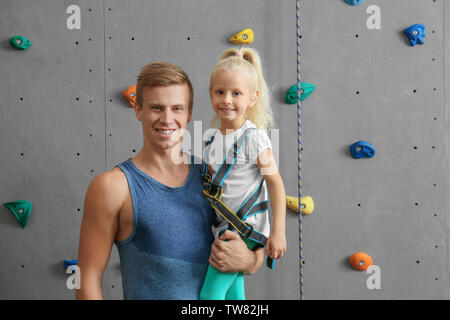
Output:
[102, 0, 110, 299]
[442, 0, 449, 301]
[103, 0, 107, 173]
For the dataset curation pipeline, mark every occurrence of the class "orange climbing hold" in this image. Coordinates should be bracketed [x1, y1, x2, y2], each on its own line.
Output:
[123, 85, 136, 108]
[349, 252, 373, 271]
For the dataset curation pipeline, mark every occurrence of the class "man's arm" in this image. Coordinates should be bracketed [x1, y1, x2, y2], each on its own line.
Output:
[209, 230, 264, 275]
[75, 171, 124, 299]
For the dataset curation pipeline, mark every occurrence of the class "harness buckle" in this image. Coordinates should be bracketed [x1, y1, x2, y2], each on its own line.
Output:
[203, 183, 222, 199]
[202, 172, 212, 183]
[208, 183, 222, 198]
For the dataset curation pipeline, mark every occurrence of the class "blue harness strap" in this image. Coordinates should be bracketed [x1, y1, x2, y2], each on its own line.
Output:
[236, 179, 267, 220]
[210, 128, 256, 188]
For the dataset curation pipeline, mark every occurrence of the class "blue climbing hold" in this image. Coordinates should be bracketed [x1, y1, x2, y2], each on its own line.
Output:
[403, 24, 426, 46]
[349, 141, 375, 159]
[344, 0, 366, 6]
[64, 259, 78, 269]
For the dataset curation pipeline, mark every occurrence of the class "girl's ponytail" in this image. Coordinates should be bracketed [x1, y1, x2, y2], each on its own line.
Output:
[239, 48, 273, 130]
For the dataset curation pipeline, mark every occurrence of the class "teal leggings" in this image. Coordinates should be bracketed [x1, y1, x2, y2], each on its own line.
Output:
[199, 238, 257, 300]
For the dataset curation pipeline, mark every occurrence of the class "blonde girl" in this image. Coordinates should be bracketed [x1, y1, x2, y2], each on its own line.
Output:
[200, 47, 286, 300]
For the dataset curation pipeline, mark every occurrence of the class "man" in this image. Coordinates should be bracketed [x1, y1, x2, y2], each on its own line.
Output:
[76, 62, 264, 300]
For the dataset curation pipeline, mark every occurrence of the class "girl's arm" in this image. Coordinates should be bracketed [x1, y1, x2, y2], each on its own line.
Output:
[257, 148, 287, 259]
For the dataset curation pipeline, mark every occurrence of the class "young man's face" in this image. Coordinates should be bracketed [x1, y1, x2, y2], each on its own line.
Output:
[135, 84, 192, 153]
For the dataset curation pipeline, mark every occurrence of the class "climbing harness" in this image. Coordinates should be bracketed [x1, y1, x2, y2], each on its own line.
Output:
[201, 128, 274, 269]
[296, 0, 304, 300]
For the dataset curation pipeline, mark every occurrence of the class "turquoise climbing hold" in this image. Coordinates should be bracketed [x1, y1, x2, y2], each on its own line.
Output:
[3, 200, 32, 228]
[9, 35, 32, 50]
[285, 83, 316, 104]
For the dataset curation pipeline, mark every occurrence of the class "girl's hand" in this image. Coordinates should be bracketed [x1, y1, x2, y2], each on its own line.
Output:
[265, 232, 286, 259]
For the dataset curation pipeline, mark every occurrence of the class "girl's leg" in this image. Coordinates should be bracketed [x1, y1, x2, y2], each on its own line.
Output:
[200, 238, 260, 300]
[224, 239, 258, 300]
[199, 264, 239, 300]
[224, 272, 245, 300]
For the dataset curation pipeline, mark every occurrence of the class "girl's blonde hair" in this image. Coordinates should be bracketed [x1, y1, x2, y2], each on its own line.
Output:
[210, 47, 274, 130]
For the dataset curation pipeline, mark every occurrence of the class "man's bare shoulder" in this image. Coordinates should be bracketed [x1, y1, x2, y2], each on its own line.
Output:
[85, 167, 129, 214]
[89, 167, 127, 191]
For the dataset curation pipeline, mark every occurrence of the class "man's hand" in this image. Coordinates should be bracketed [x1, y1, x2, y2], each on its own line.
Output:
[209, 230, 264, 275]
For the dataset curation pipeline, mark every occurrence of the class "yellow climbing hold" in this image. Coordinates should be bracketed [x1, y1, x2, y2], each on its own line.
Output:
[229, 28, 254, 45]
[286, 196, 314, 215]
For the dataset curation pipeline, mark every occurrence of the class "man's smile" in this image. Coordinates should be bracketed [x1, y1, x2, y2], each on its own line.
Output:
[154, 128, 178, 137]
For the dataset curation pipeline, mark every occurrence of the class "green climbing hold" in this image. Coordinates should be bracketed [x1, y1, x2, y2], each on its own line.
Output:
[9, 35, 32, 50]
[4, 200, 32, 228]
[285, 82, 316, 104]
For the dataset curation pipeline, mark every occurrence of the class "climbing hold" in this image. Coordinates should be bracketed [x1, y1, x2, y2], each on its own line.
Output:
[286, 196, 314, 215]
[350, 252, 373, 271]
[122, 85, 136, 108]
[344, 0, 366, 6]
[3, 200, 32, 228]
[349, 141, 375, 159]
[285, 83, 316, 104]
[403, 24, 426, 46]
[9, 35, 32, 50]
[63, 259, 78, 269]
[229, 28, 254, 45]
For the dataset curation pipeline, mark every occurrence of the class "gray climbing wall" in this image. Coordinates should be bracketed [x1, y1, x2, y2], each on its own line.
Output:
[0, 0, 106, 299]
[300, 0, 448, 299]
[0, 0, 448, 300]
